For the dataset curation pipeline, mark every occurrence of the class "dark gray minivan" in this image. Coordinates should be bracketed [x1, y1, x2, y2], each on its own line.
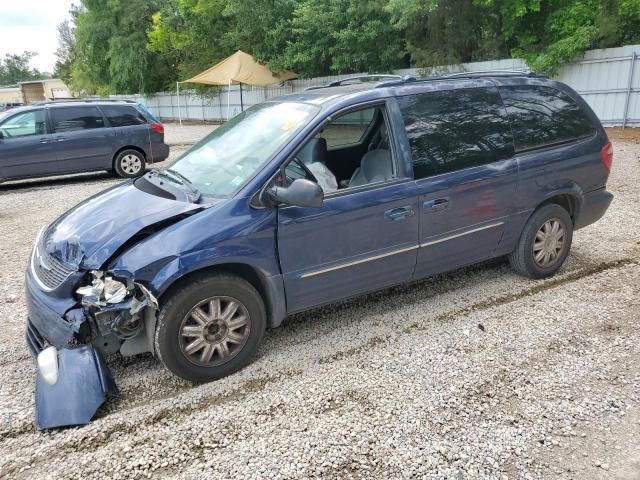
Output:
[0, 100, 169, 182]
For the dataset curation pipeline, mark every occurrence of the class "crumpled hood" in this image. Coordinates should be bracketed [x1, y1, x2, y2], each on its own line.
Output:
[44, 182, 205, 270]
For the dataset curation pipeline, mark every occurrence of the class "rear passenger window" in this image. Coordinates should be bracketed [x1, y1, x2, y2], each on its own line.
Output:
[499, 86, 595, 152]
[398, 87, 514, 178]
[101, 105, 147, 127]
[51, 107, 105, 132]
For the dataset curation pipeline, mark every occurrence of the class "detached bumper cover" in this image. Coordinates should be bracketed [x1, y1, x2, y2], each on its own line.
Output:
[34, 345, 118, 430]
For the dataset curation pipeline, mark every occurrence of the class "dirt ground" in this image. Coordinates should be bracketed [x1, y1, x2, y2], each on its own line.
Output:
[0, 126, 639, 479]
[605, 127, 640, 143]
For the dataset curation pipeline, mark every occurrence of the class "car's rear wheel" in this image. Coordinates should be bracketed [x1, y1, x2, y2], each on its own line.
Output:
[114, 149, 145, 178]
[509, 203, 573, 279]
[155, 273, 266, 382]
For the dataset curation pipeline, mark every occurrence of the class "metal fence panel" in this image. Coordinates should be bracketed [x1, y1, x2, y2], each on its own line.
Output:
[95, 45, 640, 127]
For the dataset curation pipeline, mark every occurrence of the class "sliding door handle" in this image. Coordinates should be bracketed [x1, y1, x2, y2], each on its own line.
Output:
[385, 206, 414, 221]
[423, 198, 449, 211]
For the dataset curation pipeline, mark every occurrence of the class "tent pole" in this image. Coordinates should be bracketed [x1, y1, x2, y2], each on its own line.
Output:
[227, 80, 231, 120]
[176, 81, 182, 126]
[240, 83, 244, 112]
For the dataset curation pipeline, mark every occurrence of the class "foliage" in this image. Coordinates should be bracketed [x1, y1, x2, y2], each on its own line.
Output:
[0, 52, 47, 85]
[54, 19, 76, 85]
[481, 0, 640, 74]
[58, 0, 640, 93]
[148, 0, 232, 82]
[274, 0, 406, 76]
[70, 0, 176, 95]
[386, 0, 507, 66]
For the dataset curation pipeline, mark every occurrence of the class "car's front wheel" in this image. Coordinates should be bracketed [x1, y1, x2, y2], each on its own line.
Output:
[155, 273, 266, 382]
[114, 149, 146, 178]
[509, 203, 573, 279]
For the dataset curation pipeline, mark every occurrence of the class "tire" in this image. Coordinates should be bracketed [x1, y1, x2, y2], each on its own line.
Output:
[113, 149, 146, 178]
[509, 204, 573, 279]
[155, 273, 266, 383]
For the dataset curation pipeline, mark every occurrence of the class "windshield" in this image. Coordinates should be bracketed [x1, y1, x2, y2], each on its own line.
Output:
[168, 102, 320, 197]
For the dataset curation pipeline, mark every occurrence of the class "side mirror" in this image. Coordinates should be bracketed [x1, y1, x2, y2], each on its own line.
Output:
[265, 179, 324, 208]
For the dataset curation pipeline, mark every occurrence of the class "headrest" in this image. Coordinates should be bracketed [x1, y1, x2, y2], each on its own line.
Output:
[360, 149, 392, 182]
[299, 137, 328, 165]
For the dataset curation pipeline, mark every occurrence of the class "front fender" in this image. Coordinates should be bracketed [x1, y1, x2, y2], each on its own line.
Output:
[107, 198, 285, 326]
[146, 251, 287, 328]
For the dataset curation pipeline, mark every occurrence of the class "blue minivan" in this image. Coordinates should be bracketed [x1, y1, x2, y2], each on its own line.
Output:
[25, 73, 613, 428]
[0, 100, 169, 182]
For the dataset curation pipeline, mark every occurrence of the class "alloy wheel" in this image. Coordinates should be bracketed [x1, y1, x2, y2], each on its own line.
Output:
[178, 296, 251, 367]
[120, 154, 142, 175]
[533, 218, 566, 268]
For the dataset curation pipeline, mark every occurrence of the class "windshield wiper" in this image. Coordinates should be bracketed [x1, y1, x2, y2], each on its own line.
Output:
[165, 168, 194, 186]
[159, 169, 201, 202]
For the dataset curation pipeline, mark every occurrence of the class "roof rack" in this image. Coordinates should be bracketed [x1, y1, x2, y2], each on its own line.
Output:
[328, 75, 402, 86]
[439, 68, 535, 78]
[31, 98, 137, 106]
[305, 74, 407, 91]
[372, 68, 544, 89]
[304, 69, 542, 92]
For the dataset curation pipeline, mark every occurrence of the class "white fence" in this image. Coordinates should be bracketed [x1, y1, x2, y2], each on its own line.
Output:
[99, 45, 640, 127]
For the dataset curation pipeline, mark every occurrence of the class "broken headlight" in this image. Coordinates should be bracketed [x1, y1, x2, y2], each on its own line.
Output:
[76, 271, 129, 306]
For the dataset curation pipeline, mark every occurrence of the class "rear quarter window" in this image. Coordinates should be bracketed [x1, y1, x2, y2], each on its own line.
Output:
[101, 105, 147, 127]
[498, 85, 595, 152]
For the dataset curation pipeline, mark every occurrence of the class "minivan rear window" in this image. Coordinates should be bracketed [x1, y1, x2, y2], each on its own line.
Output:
[398, 87, 514, 179]
[498, 85, 595, 152]
[101, 105, 147, 127]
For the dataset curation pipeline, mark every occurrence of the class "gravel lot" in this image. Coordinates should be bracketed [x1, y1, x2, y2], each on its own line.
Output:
[0, 127, 639, 479]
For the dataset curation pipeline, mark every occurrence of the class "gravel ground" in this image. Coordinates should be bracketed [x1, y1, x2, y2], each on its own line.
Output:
[0, 127, 639, 479]
[163, 122, 218, 147]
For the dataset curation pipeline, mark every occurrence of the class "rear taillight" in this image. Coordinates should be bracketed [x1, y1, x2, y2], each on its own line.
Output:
[600, 142, 613, 172]
[151, 123, 164, 134]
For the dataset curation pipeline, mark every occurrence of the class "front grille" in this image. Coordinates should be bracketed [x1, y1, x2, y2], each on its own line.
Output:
[31, 232, 76, 290]
[26, 318, 47, 355]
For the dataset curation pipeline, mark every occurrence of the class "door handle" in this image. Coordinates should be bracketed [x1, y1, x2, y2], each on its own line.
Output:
[385, 206, 414, 221]
[423, 198, 449, 211]
[39, 137, 49, 144]
[56, 136, 66, 142]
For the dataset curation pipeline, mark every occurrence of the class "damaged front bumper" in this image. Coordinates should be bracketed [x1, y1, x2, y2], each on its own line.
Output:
[25, 265, 158, 429]
[34, 345, 118, 429]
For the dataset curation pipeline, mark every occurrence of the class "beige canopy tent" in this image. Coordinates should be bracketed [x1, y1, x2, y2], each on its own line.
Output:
[177, 50, 297, 122]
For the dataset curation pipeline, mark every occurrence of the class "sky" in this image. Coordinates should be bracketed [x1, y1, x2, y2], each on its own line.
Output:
[0, 0, 76, 74]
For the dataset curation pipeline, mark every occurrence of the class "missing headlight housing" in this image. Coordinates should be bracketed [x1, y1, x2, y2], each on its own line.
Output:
[76, 271, 129, 306]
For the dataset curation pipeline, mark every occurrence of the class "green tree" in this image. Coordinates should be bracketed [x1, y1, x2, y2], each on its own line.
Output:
[481, 0, 640, 74]
[150, 0, 406, 79]
[148, 0, 233, 81]
[275, 0, 406, 77]
[71, 0, 176, 95]
[223, 0, 296, 66]
[0, 52, 46, 85]
[63, 0, 640, 91]
[386, 0, 506, 67]
[54, 19, 76, 84]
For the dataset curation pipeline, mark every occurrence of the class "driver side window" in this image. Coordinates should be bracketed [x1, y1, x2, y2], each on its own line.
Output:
[0, 110, 46, 138]
[281, 104, 396, 196]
